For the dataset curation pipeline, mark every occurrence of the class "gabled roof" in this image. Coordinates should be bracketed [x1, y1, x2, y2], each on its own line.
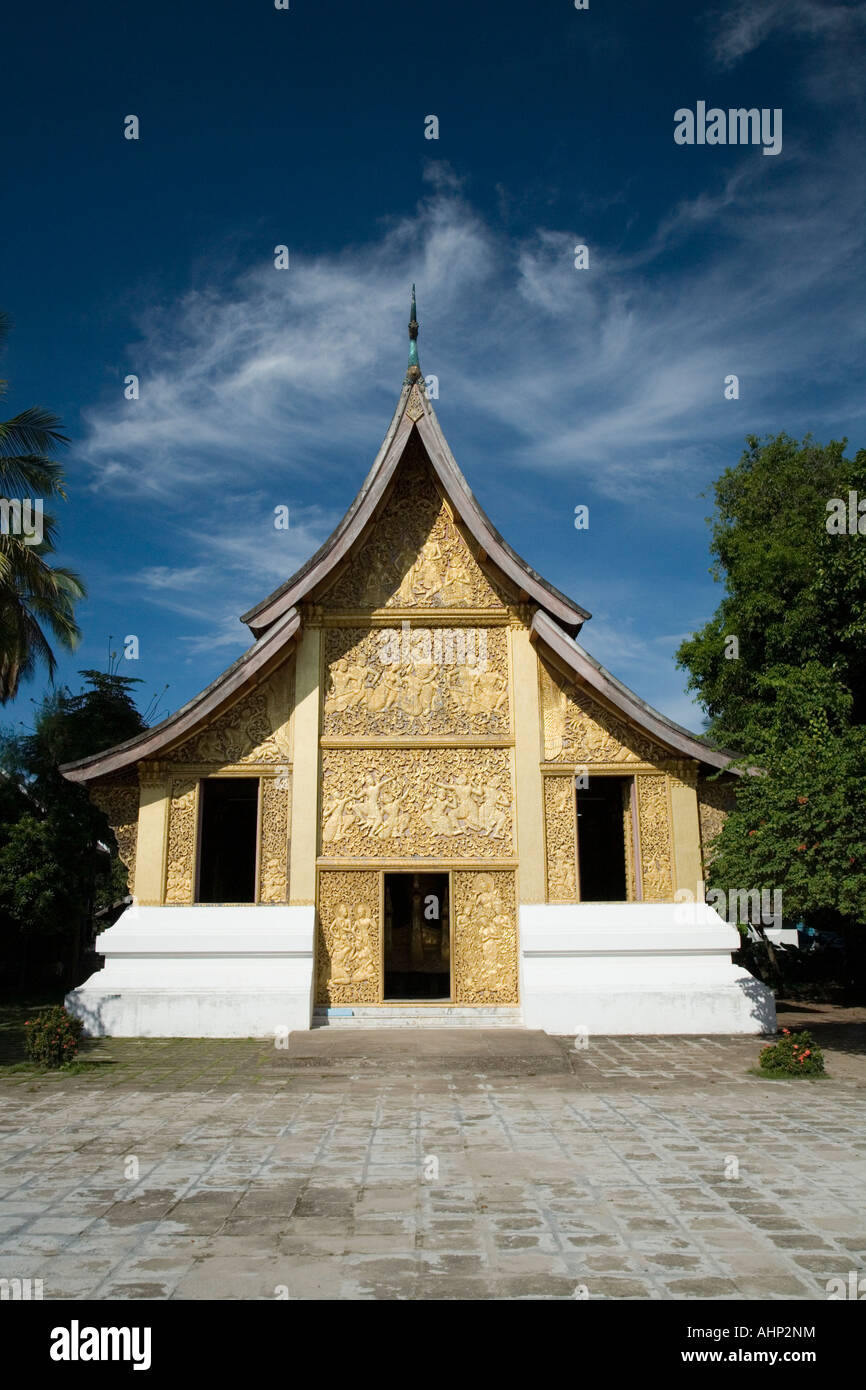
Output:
[61, 607, 301, 783]
[61, 291, 738, 784]
[241, 378, 590, 637]
[530, 609, 740, 772]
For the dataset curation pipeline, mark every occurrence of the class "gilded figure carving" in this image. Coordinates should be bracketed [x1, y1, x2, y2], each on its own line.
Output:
[169, 662, 294, 766]
[259, 774, 291, 902]
[452, 870, 519, 1004]
[320, 748, 514, 858]
[322, 452, 510, 612]
[636, 774, 674, 901]
[543, 776, 577, 902]
[317, 870, 380, 1004]
[322, 626, 510, 737]
[540, 660, 670, 765]
[165, 779, 198, 904]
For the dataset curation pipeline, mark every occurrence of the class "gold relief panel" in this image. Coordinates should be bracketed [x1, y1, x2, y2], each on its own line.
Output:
[91, 780, 140, 889]
[320, 747, 514, 859]
[452, 870, 519, 1004]
[636, 775, 674, 902]
[168, 661, 294, 766]
[164, 779, 198, 904]
[259, 773, 291, 903]
[698, 775, 737, 869]
[543, 775, 578, 902]
[321, 452, 510, 612]
[322, 625, 510, 739]
[316, 870, 380, 1005]
[540, 659, 670, 765]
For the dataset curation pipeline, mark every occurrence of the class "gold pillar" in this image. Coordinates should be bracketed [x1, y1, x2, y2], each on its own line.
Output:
[289, 623, 321, 903]
[133, 766, 171, 905]
[669, 764, 703, 898]
[512, 624, 545, 902]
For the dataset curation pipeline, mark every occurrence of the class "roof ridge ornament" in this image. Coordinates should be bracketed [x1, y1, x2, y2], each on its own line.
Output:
[405, 283, 422, 383]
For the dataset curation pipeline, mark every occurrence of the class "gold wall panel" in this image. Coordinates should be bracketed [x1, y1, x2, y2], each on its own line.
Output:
[167, 660, 294, 766]
[316, 869, 380, 1004]
[322, 625, 510, 739]
[636, 774, 674, 901]
[540, 658, 670, 765]
[697, 774, 737, 872]
[452, 869, 519, 1004]
[320, 747, 514, 859]
[164, 779, 198, 904]
[259, 774, 291, 903]
[91, 780, 140, 890]
[543, 775, 578, 902]
[321, 450, 509, 612]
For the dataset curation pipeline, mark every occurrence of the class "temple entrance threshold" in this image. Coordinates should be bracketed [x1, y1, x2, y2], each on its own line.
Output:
[384, 872, 450, 1000]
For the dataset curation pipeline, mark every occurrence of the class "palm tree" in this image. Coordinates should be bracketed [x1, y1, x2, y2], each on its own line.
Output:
[0, 312, 85, 701]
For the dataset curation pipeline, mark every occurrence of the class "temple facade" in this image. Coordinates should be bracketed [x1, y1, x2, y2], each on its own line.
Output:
[63, 297, 775, 1037]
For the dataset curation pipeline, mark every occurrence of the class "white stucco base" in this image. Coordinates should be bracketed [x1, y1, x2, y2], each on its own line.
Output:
[65, 903, 316, 1038]
[519, 902, 776, 1036]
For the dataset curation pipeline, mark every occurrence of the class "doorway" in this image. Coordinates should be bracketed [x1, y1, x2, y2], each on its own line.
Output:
[576, 776, 630, 902]
[196, 777, 260, 903]
[384, 872, 450, 1000]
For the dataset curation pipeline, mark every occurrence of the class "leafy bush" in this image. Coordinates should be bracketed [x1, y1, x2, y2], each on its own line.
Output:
[24, 1005, 83, 1067]
[759, 1028, 825, 1077]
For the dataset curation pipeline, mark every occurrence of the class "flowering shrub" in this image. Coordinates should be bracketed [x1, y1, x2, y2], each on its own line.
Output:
[24, 1006, 83, 1068]
[759, 1027, 825, 1077]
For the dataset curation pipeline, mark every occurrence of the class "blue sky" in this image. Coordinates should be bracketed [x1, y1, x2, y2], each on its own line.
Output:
[2, 0, 865, 734]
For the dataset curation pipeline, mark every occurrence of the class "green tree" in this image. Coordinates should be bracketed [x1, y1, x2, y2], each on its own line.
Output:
[0, 671, 147, 986]
[677, 434, 866, 974]
[0, 311, 86, 701]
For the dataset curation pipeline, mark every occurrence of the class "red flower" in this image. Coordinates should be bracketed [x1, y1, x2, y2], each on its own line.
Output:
[782, 1028, 791, 1035]
[797, 844, 807, 852]
[797, 796, 808, 804]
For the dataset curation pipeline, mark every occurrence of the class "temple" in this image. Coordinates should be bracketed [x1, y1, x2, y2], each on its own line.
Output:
[62, 292, 775, 1037]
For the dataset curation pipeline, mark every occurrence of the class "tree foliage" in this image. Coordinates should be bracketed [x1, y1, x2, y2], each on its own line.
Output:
[677, 434, 866, 946]
[0, 671, 147, 984]
[0, 311, 86, 701]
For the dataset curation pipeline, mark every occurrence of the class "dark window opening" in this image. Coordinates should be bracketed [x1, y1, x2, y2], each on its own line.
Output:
[196, 777, 259, 904]
[577, 777, 630, 902]
[384, 872, 450, 1000]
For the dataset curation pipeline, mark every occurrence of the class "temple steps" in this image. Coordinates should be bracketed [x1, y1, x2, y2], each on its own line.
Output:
[312, 1005, 524, 1029]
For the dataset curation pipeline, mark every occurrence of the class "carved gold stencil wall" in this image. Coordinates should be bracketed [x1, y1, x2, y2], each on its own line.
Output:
[91, 780, 140, 891]
[320, 747, 514, 860]
[452, 870, 518, 1004]
[316, 870, 380, 1004]
[636, 775, 674, 901]
[259, 773, 291, 903]
[543, 775, 577, 901]
[165, 779, 198, 904]
[157, 657, 295, 903]
[320, 448, 512, 614]
[322, 625, 511, 739]
[540, 658, 670, 765]
[697, 775, 737, 875]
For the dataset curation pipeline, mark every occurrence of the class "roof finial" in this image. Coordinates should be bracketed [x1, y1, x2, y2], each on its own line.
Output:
[406, 284, 421, 382]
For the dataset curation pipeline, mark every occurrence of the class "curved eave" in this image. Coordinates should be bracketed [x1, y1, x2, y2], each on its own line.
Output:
[61, 608, 302, 784]
[242, 382, 590, 637]
[531, 609, 743, 774]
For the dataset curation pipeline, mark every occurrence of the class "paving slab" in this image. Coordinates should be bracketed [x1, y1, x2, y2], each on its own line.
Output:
[1, 1015, 865, 1299]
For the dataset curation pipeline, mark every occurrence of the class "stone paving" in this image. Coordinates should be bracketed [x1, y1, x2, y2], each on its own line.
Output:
[1, 1013, 865, 1300]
